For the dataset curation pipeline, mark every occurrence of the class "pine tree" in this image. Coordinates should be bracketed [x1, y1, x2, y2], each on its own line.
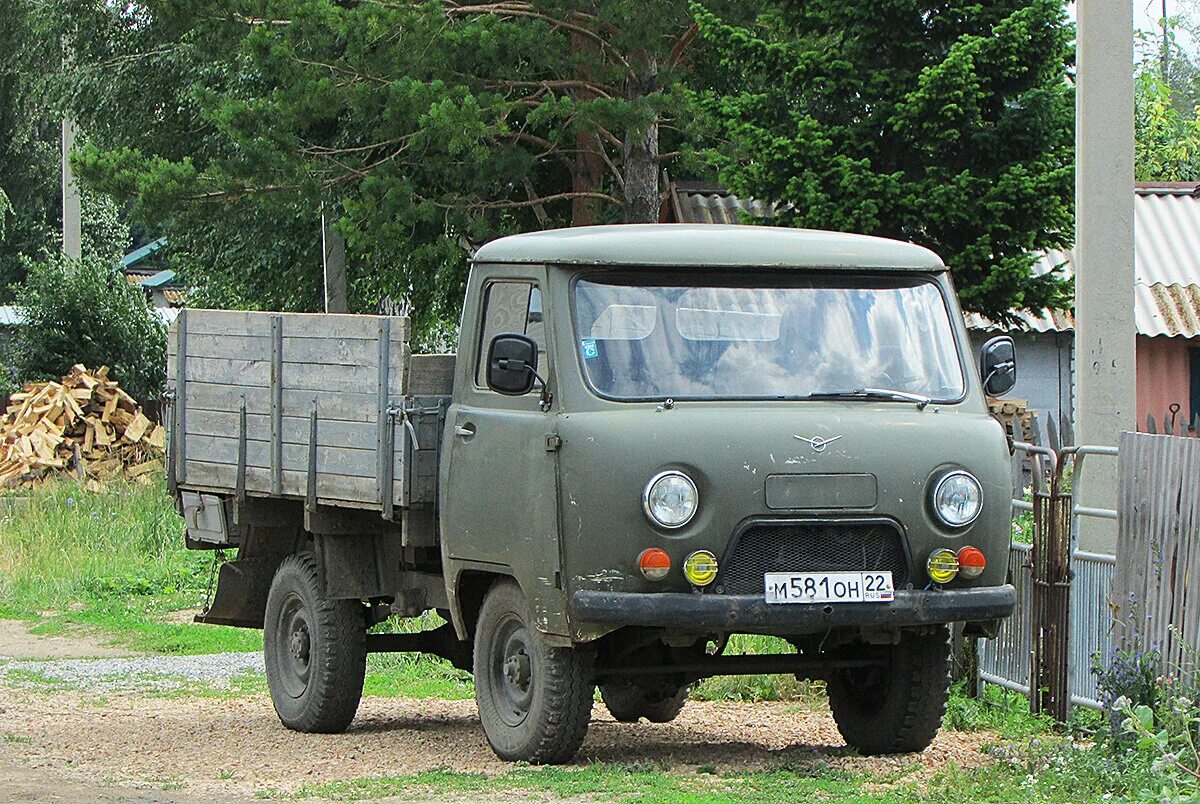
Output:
[696, 1, 1076, 321]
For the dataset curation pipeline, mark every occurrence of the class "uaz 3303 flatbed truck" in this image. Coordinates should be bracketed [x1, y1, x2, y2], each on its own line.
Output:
[169, 224, 1018, 763]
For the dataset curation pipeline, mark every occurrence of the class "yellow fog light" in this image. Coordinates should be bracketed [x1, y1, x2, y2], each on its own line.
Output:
[683, 550, 718, 587]
[927, 548, 959, 584]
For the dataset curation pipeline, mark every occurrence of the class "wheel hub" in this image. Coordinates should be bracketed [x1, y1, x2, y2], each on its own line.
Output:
[503, 650, 531, 687]
[273, 592, 313, 699]
[490, 616, 535, 727]
[290, 626, 310, 663]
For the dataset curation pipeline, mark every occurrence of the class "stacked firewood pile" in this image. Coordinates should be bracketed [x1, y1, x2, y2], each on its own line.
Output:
[0, 365, 165, 488]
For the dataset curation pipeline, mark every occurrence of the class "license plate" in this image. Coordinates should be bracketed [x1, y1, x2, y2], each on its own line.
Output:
[764, 571, 894, 604]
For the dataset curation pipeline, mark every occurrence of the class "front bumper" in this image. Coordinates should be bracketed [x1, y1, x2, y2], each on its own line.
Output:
[571, 584, 1016, 635]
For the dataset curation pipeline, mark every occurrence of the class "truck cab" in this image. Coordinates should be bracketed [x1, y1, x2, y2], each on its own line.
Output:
[173, 224, 1017, 764]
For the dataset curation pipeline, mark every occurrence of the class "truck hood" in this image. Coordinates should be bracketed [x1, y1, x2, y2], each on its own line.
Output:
[554, 401, 1011, 598]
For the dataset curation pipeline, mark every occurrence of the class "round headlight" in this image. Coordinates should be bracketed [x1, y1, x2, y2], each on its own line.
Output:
[643, 471, 698, 529]
[932, 470, 983, 527]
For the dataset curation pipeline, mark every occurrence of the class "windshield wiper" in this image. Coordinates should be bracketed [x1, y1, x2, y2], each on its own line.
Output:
[804, 387, 932, 410]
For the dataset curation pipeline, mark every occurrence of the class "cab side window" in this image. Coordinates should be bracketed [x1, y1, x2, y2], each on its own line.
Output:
[475, 281, 549, 390]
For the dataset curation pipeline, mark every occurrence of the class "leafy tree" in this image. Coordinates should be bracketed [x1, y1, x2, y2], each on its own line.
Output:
[1133, 8, 1200, 182]
[11, 254, 166, 401]
[48, 0, 735, 343]
[0, 1, 136, 295]
[0, 0, 62, 296]
[1135, 71, 1200, 181]
[695, 1, 1076, 322]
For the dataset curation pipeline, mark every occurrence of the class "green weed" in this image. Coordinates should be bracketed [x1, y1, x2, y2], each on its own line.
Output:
[944, 681, 1053, 738]
[0, 478, 257, 654]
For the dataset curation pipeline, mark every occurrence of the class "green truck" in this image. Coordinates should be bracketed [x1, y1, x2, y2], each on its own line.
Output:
[169, 224, 1018, 763]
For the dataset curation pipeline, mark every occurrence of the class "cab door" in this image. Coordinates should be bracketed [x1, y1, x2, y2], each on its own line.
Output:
[440, 267, 567, 634]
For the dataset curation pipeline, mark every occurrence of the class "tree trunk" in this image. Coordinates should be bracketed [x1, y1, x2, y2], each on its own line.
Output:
[622, 55, 659, 224]
[570, 30, 605, 227]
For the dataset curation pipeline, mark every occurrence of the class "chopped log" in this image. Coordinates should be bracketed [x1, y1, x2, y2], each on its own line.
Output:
[0, 365, 165, 488]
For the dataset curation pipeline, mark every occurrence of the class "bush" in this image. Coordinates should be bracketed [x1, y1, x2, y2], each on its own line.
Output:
[10, 253, 166, 400]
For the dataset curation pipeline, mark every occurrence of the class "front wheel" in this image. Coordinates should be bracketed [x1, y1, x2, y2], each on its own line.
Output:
[473, 580, 594, 764]
[825, 625, 952, 755]
[263, 552, 366, 733]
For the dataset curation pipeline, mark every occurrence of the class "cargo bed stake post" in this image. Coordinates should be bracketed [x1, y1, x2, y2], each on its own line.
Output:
[270, 315, 283, 496]
[172, 309, 187, 489]
[306, 397, 319, 513]
[236, 393, 247, 505]
[376, 317, 394, 520]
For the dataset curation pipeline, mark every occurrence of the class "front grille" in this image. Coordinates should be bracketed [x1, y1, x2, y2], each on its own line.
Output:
[718, 521, 910, 595]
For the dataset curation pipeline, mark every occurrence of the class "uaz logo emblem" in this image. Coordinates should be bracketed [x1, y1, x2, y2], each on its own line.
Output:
[793, 434, 843, 453]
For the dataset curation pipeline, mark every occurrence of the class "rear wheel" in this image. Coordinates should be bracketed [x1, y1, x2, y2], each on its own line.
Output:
[263, 552, 366, 733]
[600, 681, 689, 723]
[825, 625, 952, 754]
[473, 580, 594, 764]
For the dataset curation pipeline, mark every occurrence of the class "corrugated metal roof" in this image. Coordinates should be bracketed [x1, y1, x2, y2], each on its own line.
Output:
[670, 182, 1200, 338]
[669, 183, 777, 225]
[120, 237, 167, 269]
[141, 269, 178, 289]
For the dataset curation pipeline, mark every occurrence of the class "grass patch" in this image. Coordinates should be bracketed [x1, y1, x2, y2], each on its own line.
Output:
[692, 634, 826, 704]
[944, 681, 1053, 738]
[267, 753, 1150, 803]
[0, 478, 257, 654]
[270, 763, 882, 802]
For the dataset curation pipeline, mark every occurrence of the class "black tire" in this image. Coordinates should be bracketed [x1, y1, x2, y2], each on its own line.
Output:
[473, 579, 593, 764]
[263, 552, 366, 734]
[826, 625, 952, 755]
[600, 682, 689, 723]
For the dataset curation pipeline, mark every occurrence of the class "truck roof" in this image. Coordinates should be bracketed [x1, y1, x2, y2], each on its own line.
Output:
[473, 224, 944, 271]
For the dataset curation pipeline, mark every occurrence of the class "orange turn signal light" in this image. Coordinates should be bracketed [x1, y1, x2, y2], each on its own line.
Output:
[957, 546, 986, 579]
[638, 548, 671, 581]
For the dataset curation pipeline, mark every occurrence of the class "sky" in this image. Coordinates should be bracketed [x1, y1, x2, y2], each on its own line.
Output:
[1068, 1, 1198, 57]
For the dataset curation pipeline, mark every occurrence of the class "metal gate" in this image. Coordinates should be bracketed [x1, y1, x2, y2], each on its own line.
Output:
[977, 442, 1118, 713]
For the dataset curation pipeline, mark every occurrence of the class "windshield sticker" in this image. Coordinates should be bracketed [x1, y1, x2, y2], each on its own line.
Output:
[581, 339, 599, 359]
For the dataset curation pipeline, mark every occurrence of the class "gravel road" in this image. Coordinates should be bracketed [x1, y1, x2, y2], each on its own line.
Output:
[0, 676, 998, 800]
[1, 651, 264, 693]
[0, 626, 1001, 800]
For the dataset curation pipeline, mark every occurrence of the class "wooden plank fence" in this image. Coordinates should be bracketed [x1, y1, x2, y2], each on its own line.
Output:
[1113, 432, 1200, 676]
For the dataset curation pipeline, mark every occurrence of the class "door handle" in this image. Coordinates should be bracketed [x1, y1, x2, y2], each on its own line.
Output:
[454, 423, 476, 439]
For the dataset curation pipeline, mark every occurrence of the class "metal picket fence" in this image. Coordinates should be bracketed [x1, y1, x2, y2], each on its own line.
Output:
[978, 543, 1114, 709]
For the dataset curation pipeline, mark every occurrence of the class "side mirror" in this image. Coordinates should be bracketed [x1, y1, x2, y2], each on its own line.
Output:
[979, 335, 1017, 397]
[486, 333, 539, 395]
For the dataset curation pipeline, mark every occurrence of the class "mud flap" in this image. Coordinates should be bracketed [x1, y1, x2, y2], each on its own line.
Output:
[194, 556, 280, 628]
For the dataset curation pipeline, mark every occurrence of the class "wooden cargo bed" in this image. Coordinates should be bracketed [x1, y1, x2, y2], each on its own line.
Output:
[167, 309, 454, 513]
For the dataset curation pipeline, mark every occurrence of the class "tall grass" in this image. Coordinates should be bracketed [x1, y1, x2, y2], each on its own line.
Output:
[0, 478, 259, 653]
[0, 479, 196, 610]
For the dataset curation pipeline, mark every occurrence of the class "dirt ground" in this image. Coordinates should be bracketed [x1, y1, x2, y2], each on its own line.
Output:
[0, 624, 1001, 801]
[0, 620, 133, 660]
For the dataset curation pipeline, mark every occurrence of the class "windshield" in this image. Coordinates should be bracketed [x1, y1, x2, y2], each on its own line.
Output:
[572, 274, 965, 401]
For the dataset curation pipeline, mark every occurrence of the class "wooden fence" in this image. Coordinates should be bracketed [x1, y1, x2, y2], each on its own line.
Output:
[1113, 432, 1200, 675]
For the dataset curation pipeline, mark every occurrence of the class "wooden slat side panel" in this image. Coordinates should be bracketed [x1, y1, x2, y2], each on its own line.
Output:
[182, 358, 407, 396]
[181, 461, 382, 508]
[409, 354, 457, 396]
[187, 409, 377, 449]
[184, 309, 411, 342]
[187, 434, 378, 478]
[169, 332, 409, 370]
[185, 382, 381, 423]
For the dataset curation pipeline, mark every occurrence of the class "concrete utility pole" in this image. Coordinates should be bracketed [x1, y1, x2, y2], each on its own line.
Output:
[61, 118, 81, 260]
[1075, 0, 1137, 553]
[321, 210, 348, 314]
